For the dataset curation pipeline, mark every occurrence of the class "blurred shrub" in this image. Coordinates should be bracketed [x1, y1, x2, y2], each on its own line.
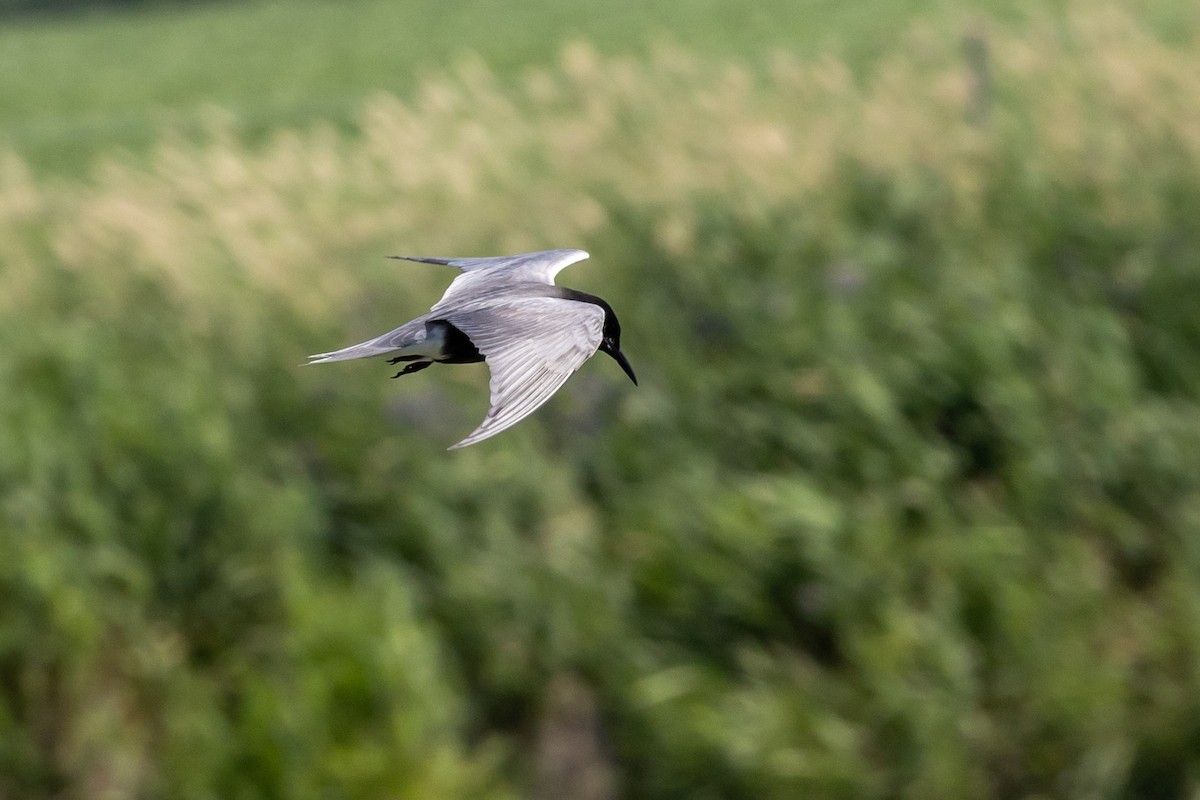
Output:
[2, 4, 1200, 798]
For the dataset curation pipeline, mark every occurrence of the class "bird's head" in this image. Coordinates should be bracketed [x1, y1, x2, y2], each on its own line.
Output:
[598, 309, 637, 386]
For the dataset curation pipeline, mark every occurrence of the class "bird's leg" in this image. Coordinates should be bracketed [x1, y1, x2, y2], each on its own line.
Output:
[391, 360, 432, 379]
[388, 354, 422, 365]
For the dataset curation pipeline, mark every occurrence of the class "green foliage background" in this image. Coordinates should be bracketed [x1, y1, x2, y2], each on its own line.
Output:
[3, 1, 1200, 798]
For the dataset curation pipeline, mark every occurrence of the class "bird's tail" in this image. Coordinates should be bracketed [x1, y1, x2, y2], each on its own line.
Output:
[306, 341, 399, 364]
[306, 317, 430, 365]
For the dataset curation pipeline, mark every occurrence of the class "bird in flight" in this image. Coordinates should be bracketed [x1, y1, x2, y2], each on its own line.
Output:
[307, 249, 637, 449]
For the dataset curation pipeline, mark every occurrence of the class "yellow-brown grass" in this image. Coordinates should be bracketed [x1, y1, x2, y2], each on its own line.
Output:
[1, 4, 1195, 325]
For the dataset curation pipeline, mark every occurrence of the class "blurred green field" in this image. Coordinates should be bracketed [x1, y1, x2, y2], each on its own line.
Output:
[0, 0, 1084, 177]
[4, 0, 1200, 798]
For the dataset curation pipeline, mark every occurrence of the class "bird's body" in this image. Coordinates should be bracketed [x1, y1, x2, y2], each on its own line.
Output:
[307, 249, 636, 449]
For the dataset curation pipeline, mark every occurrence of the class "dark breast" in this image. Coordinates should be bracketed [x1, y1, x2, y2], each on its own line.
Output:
[431, 320, 484, 364]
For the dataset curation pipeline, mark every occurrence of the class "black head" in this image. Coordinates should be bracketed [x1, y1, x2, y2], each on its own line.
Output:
[558, 287, 637, 385]
[596, 303, 637, 386]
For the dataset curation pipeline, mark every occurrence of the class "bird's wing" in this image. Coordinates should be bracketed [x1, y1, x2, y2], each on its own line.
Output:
[394, 249, 590, 307]
[390, 249, 588, 281]
[441, 296, 605, 449]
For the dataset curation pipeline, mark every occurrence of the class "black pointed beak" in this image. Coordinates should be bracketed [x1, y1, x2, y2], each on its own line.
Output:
[611, 348, 638, 386]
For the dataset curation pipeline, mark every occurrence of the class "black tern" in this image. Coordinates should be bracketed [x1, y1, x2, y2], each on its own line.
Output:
[307, 249, 637, 449]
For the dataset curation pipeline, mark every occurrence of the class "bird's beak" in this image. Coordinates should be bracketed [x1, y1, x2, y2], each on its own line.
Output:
[611, 348, 638, 386]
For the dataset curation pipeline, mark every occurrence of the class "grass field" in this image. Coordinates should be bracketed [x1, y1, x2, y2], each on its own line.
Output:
[0, 0, 1075, 176]
[3, 1, 1200, 798]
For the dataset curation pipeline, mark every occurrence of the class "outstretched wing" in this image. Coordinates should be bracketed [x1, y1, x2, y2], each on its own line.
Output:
[441, 296, 605, 449]
[392, 249, 590, 307]
[390, 249, 588, 280]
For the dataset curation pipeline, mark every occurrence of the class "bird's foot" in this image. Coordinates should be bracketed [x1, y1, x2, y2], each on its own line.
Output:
[391, 361, 432, 379]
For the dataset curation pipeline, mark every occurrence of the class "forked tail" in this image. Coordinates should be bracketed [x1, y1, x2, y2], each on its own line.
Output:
[306, 317, 431, 364]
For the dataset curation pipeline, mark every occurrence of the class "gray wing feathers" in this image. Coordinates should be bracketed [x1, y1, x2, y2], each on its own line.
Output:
[431, 250, 589, 307]
[390, 249, 588, 279]
[388, 255, 502, 270]
[444, 297, 605, 449]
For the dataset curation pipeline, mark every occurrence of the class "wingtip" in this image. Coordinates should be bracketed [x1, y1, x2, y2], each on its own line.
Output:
[447, 421, 501, 450]
[387, 255, 450, 265]
[447, 432, 481, 450]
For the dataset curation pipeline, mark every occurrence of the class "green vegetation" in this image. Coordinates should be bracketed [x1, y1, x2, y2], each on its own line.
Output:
[0, 0, 1078, 177]
[3, 1, 1200, 797]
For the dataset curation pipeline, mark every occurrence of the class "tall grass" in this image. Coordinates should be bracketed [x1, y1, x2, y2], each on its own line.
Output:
[0, 0, 1022, 178]
[2, 4, 1200, 798]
